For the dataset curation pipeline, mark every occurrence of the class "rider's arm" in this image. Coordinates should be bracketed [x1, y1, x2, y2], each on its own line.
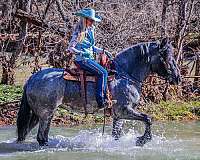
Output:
[92, 45, 103, 54]
[67, 29, 84, 56]
[90, 26, 114, 60]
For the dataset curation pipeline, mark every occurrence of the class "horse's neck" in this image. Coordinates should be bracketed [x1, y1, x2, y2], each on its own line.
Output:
[115, 44, 152, 87]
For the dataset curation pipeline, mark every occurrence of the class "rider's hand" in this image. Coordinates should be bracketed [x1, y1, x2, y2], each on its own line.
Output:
[105, 51, 113, 61]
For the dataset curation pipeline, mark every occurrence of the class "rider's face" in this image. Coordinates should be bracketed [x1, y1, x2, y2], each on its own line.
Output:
[85, 18, 94, 27]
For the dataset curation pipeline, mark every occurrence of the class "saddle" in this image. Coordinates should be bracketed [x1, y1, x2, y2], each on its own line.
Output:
[63, 52, 116, 116]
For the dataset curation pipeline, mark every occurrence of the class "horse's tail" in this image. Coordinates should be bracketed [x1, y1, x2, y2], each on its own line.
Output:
[17, 86, 39, 142]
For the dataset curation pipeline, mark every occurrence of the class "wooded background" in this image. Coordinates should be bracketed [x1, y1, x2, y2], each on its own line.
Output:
[0, 0, 199, 103]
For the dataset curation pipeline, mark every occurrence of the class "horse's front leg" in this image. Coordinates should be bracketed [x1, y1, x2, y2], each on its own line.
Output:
[120, 105, 152, 147]
[135, 113, 152, 147]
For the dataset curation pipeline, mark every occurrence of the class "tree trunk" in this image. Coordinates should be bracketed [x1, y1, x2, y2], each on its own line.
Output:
[0, 0, 31, 85]
[175, 0, 195, 63]
[1, 57, 10, 84]
[55, 0, 72, 31]
[1, 0, 9, 18]
[194, 54, 200, 87]
[175, 0, 187, 45]
[161, 0, 169, 37]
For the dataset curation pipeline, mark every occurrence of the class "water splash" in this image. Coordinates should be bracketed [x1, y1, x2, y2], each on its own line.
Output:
[0, 125, 199, 159]
[0, 127, 166, 153]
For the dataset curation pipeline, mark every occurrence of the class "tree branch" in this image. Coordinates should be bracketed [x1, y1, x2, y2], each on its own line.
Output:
[15, 9, 66, 36]
[55, 0, 70, 24]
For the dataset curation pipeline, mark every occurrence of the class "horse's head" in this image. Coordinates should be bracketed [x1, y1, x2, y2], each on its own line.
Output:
[151, 38, 181, 85]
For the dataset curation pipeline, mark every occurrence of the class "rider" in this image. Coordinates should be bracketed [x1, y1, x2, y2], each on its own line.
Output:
[67, 8, 112, 109]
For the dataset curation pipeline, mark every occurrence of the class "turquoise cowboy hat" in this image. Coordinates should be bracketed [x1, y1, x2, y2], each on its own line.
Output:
[74, 8, 102, 22]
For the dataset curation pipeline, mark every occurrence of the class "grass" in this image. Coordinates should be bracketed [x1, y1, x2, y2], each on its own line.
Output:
[140, 100, 200, 121]
[0, 84, 23, 104]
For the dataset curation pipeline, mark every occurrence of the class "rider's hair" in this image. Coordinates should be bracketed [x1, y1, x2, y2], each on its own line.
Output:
[74, 18, 87, 42]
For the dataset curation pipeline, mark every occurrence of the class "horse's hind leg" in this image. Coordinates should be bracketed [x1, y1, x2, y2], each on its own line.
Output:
[37, 114, 53, 146]
[28, 112, 39, 133]
[112, 117, 124, 140]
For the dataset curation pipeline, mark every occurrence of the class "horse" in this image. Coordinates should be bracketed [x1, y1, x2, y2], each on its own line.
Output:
[16, 38, 181, 147]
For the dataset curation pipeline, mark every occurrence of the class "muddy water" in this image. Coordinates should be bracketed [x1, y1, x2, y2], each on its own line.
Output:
[0, 121, 199, 160]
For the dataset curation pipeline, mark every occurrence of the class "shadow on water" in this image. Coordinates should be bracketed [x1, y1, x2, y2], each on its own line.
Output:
[0, 121, 200, 160]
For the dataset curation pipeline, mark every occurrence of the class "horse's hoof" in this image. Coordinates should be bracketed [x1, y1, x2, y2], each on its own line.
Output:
[112, 134, 120, 141]
[136, 135, 151, 147]
[16, 137, 25, 144]
[113, 136, 120, 141]
[38, 141, 48, 147]
[136, 137, 145, 147]
[16, 140, 24, 144]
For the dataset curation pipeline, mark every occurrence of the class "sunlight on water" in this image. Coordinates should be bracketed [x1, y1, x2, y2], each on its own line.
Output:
[0, 121, 199, 160]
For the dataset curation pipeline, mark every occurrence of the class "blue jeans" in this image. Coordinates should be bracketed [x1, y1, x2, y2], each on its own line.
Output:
[76, 59, 108, 106]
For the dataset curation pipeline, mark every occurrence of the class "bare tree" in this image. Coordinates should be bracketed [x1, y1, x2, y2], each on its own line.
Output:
[194, 51, 200, 87]
[161, 0, 169, 37]
[175, 0, 195, 63]
[0, 0, 199, 102]
[1, 0, 32, 84]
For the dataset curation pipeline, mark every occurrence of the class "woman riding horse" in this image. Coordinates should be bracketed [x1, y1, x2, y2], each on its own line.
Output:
[16, 16, 181, 146]
[68, 8, 112, 109]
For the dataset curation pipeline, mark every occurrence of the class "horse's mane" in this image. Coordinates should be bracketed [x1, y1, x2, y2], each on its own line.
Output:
[115, 41, 160, 58]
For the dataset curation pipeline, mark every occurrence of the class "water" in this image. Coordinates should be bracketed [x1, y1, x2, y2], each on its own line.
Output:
[0, 121, 199, 160]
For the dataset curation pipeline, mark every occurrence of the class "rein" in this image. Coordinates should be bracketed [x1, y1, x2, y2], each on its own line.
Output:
[113, 60, 143, 85]
[115, 61, 167, 87]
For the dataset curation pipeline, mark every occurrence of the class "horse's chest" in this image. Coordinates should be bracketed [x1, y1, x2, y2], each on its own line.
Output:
[110, 79, 140, 106]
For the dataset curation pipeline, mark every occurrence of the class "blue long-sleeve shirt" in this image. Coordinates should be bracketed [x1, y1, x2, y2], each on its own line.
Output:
[68, 25, 103, 61]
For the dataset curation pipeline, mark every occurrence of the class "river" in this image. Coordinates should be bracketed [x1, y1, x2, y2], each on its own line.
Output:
[0, 121, 199, 160]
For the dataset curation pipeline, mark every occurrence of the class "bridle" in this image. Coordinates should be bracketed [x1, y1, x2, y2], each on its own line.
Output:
[157, 45, 173, 77]
[115, 43, 173, 86]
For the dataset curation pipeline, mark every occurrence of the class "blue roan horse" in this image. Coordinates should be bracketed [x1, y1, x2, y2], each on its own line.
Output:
[17, 38, 181, 147]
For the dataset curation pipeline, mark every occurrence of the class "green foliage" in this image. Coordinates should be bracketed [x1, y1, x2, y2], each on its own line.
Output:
[0, 84, 199, 122]
[0, 85, 23, 104]
[140, 100, 199, 121]
[189, 101, 200, 107]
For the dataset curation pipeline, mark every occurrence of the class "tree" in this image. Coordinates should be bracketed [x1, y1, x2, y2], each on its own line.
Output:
[175, 0, 195, 64]
[1, 0, 32, 84]
[161, 0, 169, 37]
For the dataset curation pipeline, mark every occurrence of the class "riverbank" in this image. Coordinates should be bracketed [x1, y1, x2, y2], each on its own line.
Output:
[0, 84, 200, 126]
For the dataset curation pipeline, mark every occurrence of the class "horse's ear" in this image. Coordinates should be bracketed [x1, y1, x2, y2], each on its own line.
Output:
[160, 37, 169, 49]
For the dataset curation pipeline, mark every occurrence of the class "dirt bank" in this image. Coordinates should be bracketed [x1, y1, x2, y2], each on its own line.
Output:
[0, 101, 199, 127]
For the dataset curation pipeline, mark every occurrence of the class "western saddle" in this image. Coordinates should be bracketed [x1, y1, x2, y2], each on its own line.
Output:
[63, 52, 116, 116]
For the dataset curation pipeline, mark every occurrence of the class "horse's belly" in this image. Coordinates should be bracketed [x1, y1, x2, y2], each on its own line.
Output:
[63, 81, 97, 109]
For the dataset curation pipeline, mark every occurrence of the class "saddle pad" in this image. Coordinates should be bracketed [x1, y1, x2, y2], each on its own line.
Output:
[63, 70, 115, 82]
